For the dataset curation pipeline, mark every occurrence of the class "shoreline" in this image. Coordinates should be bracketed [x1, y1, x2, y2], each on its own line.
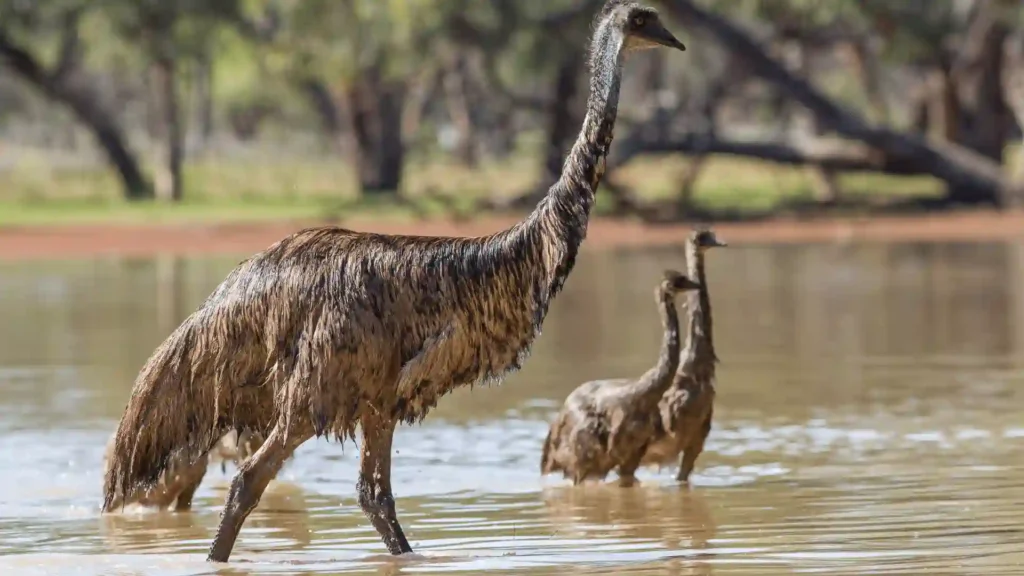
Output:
[2, 209, 1023, 262]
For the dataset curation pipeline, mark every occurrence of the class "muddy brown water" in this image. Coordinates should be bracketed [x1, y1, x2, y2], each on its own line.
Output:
[1, 242, 1024, 575]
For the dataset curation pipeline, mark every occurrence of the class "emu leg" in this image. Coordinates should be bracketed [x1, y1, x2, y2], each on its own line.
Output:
[357, 413, 413, 555]
[168, 455, 210, 511]
[207, 423, 306, 562]
[172, 465, 206, 512]
[677, 412, 712, 483]
[137, 470, 192, 510]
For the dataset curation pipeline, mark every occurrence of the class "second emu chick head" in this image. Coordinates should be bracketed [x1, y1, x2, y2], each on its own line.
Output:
[661, 269, 701, 296]
[602, 1, 687, 53]
[691, 228, 727, 253]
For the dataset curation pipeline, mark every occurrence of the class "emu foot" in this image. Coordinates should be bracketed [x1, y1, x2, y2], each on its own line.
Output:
[357, 478, 413, 555]
[382, 529, 414, 556]
[361, 492, 414, 555]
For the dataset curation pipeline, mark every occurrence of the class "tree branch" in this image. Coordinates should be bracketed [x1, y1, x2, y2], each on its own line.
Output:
[0, 29, 53, 89]
[0, 29, 151, 199]
[52, 7, 84, 83]
[657, 0, 1022, 205]
[614, 132, 926, 175]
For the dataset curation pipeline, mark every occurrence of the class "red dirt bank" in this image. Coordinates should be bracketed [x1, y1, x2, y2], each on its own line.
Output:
[2, 210, 1023, 262]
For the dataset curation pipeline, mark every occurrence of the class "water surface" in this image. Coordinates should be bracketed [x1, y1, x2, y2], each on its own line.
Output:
[2, 242, 1024, 575]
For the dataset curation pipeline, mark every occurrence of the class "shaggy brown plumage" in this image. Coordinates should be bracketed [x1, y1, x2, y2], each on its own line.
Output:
[101, 0, 686, 563]
[540, 270, 700, 485]
[641, 228, 726, 482]
[102, 430, 266, 512]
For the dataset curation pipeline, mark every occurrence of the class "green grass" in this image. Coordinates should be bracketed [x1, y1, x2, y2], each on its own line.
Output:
[0, 150, 949, 228]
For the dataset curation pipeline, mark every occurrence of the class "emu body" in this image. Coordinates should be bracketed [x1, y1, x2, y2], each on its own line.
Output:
[541, 271, 699, 485]
[102, 430, 265, 512]
[641, 229, 726, 482]
[101, 0, 687, 563]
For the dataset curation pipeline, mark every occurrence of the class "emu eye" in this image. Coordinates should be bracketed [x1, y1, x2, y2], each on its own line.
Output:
[633, 15, 645, 27]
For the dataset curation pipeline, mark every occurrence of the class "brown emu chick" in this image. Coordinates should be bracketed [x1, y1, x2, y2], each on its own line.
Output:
[540, 270, 700, 486]
[102, 1, 686, 564]
[102, 430, 266, 512]
[641, 229, 726, 482]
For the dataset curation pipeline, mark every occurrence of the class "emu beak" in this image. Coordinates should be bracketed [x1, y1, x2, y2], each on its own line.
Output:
[649, 23, 686, 51]
[712, 237, 727, 247]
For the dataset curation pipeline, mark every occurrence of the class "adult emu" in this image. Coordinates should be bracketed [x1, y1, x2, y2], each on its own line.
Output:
[103, 0, 686, 563]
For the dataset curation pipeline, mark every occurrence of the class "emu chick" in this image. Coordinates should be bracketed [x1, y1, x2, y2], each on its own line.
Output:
[640, 228, 726, 482]
[541, 270, 699, 485]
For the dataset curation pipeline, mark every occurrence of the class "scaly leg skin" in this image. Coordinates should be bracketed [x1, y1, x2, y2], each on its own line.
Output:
[207, 422, 308, 562]
[676, 413, 712, 484]
[357, 413, 413, 555]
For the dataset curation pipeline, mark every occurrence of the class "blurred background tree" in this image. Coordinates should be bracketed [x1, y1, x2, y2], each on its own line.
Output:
[1, 0, 1023, 219]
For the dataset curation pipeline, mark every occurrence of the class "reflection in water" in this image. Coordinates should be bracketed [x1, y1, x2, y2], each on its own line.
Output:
[542, 484, 715, 575]
[98, 481, 314, 556]
[2, 241, 1024, 574]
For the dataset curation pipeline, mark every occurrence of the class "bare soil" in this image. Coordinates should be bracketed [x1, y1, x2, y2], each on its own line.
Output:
[2, 209, 1024, 262]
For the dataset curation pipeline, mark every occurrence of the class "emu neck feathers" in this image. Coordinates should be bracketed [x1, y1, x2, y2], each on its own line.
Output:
[680, 246, 717, 376]
[518, 20, 625, 301]
[631, 291, 681, 406]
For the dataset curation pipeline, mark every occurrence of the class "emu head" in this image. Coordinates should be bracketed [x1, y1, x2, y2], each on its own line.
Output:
[691, 228, 727, 252]
[601, 1, 686, 52]
[661, 269, 701, 294]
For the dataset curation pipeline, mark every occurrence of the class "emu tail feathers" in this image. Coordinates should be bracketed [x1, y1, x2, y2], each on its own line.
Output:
[102, 323, 220, 512]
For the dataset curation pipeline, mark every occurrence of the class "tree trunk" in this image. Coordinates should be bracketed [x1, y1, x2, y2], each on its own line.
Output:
[194, 53, 214, 147]
[957, 26, 1010, 162]
[785, 40, 842, 203]
[401, 67, 441, 152]
[1003, 34, 1024, 181]
[925, 66, 960, 143]
[0, 32, 151, 200]
[344, 66, 406, 196]
[844, 38, 890, 124]
[150, 55, 183, 202]
[676, 154, 708, 213]
[442, 52, 479, 167]
[943, 1, 1012, 205]
[541, 50, 585, 187]
[481, 105, 517, 160]
[300, 77, 348, 156]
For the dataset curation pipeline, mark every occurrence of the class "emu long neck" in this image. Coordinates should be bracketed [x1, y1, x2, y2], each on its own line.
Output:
[528, 19, 625, 297]
[562, 18, 624, 196]
[680, 245, 717, 377]
[635, 288, 681, 406]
